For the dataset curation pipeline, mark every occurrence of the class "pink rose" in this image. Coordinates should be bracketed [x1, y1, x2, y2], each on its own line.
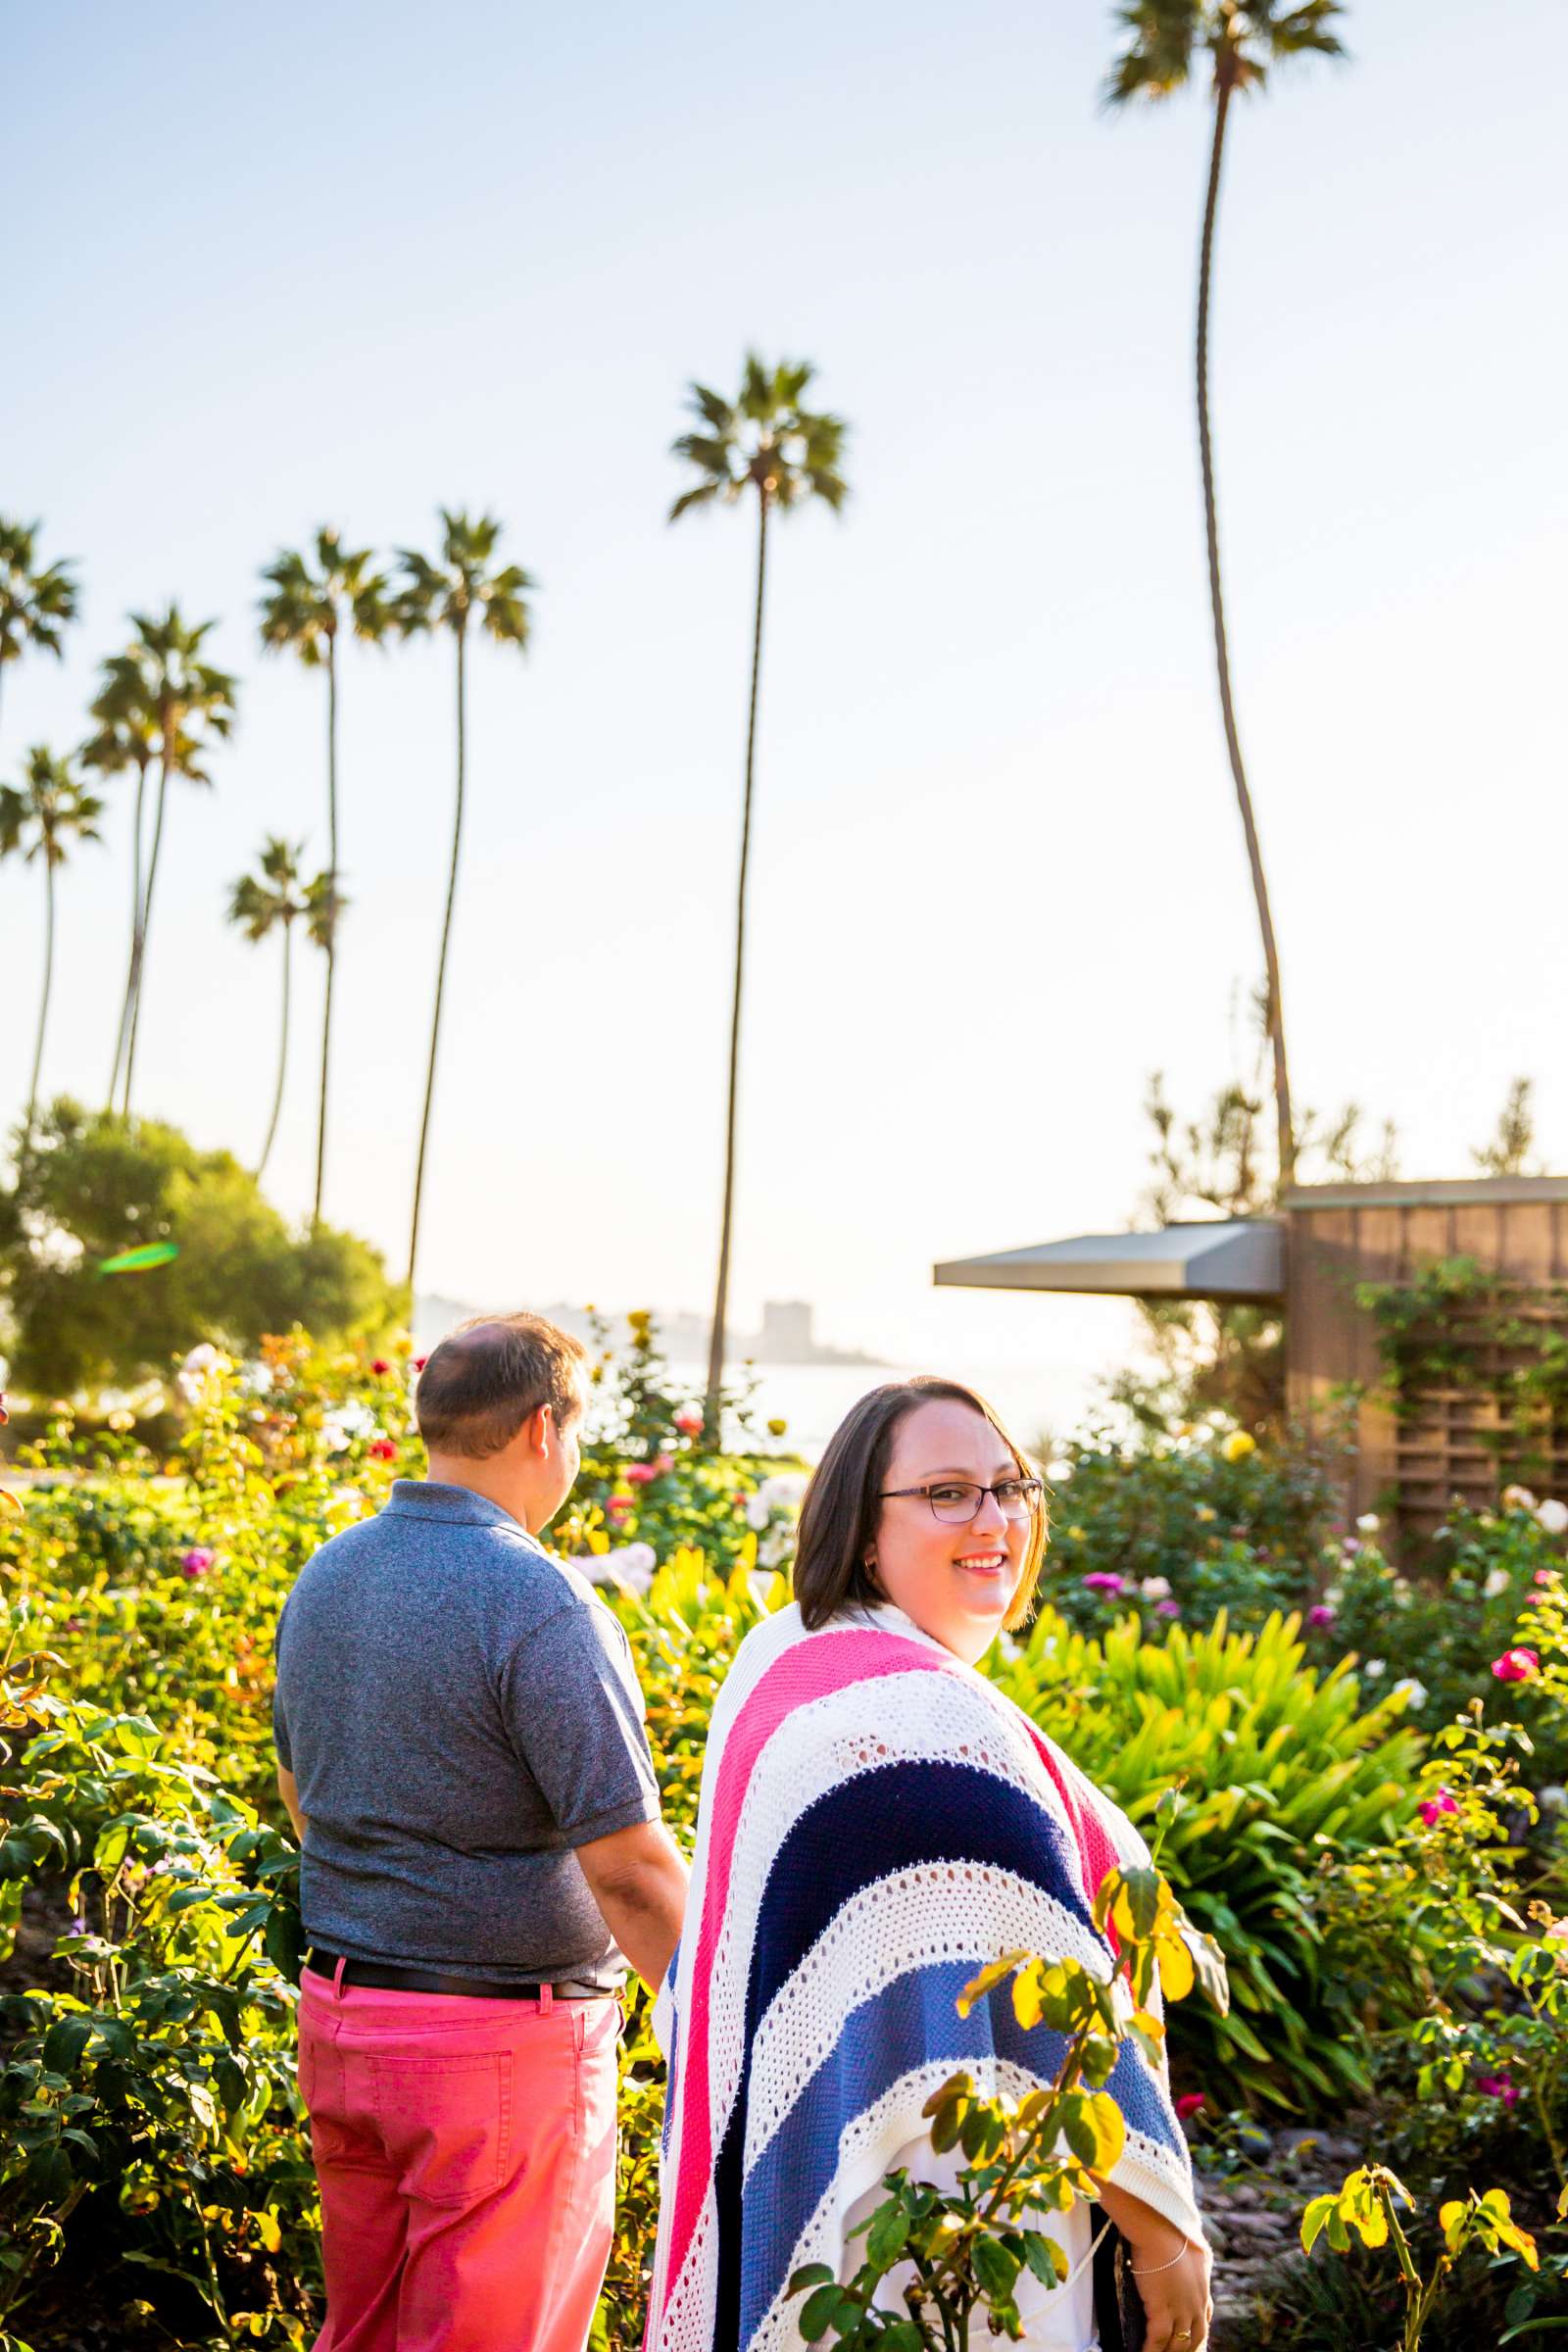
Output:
[1493, 1648, 1542, 1683]
[1307, 1604, 1336, 1628]
[371, 1358, 392, 1376]
[1476, 2074, 1520, 2106]
[625, 1463, 656, 1486]
[368, 1438, 397, 1462]
[607, 1495, 632, 1519]
[1083, 1572, 1125, 1595]
[1155, 1598, 1182, 1618]
[653, 1454, 674, 1477]
[1175, 2093, 1205, 2120]
[179, 1546, 214, 1579]
[674, 1408, 704, 1436]
[1417, 1788, 1460, 1827]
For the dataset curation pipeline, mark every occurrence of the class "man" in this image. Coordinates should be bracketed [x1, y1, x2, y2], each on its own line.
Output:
[273, 1311, 689, 2352]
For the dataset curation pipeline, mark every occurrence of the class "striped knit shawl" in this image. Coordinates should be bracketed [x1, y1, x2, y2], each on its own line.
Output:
[646, 1601, 1205, 2352]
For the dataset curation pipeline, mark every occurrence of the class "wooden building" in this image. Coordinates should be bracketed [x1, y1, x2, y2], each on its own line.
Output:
[934, 1176, 1568, 1536]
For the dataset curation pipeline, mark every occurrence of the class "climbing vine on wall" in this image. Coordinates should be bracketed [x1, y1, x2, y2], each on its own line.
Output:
[1357, 1256, 1568, 1476]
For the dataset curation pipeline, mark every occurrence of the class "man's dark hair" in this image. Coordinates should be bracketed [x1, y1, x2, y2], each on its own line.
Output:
[415, 1311, 589, 1460]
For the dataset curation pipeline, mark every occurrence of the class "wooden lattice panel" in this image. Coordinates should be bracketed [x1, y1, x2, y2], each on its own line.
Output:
[1391, 1294, 1568, 1539]
[1284, 1180, 1568, 1546]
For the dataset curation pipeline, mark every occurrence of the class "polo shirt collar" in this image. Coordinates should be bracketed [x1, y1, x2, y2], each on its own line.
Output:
[383, 1479, 542, 1544]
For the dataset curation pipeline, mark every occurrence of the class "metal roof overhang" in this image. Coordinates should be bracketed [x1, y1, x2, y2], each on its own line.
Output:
[932, 1219, 1286, 1305]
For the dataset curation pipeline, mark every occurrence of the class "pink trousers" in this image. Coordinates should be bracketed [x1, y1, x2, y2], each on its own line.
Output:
[298, 1970, 619, 2352]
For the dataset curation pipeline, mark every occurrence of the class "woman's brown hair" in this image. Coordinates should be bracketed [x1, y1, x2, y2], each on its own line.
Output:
[792, 1375, 1050, 1634]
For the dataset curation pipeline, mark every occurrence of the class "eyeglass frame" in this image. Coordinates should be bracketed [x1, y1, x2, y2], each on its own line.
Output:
[877, 1475, 1046, 1524]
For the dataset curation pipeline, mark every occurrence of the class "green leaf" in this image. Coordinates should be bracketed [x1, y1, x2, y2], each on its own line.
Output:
[1021, 2230, 1070, 2285]
[972, 2236, 1020, 2300]
[865, 2204, 909, 2269]
[788, 2266, 836, 2295]
[1300, 2194, 1336, 2255]
[40, 2016, 93, 2076]
[799, 2283, 849, 2342]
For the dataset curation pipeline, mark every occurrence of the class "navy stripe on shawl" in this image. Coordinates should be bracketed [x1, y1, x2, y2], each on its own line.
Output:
[709, 1760, 1177, 2351]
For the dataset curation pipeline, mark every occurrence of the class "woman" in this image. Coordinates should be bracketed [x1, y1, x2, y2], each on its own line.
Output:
[646, 1377, 1212, 2352]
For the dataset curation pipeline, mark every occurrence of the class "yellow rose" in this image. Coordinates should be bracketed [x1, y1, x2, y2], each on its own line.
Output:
[1222, 1431, 1256, 1463]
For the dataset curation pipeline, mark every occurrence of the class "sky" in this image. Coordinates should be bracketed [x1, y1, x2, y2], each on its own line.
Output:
[7, 0, 1565, 1424]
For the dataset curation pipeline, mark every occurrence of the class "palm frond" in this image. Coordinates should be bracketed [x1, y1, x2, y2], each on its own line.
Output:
[669, 481, 721, 523]
[668, 355, 850, 524]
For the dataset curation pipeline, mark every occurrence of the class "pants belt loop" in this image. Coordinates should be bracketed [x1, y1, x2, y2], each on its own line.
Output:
[538, 1982, 553, 2015]
[332, 1954, 348, 2003]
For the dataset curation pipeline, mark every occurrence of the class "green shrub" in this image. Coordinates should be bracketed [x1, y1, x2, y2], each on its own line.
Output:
[1041, 1421, 1338, 1638]
[0, 1627, 312, 2346]
[1310, 1502, 1568, 1788]
[988, 1604, 1425, 2114]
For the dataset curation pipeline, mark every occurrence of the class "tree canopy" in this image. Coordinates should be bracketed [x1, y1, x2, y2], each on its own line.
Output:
[0, 1102, 406, 1396]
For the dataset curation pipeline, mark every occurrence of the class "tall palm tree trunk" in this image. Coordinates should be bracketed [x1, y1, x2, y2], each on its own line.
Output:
[27, 861, 56, 1127]
[122, 753, 170, 1116]
[1198, 74, 1295, 1190]
[315, 642, 338, 1224]
[108, 761, 148, 1108]
[704, 487, 770, 1428]
[257, 921, 293, 1185]
[407, 621, 466, 1292]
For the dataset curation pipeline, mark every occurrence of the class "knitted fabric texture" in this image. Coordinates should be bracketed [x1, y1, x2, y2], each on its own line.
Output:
[645, 1601, 1206, 2352]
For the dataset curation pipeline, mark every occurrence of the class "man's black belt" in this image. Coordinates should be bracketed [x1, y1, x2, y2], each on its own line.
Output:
[305, 1947, 615, 2002]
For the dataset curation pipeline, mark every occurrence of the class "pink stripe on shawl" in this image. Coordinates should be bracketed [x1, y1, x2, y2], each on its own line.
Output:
[1017, 1717, 1123, 1941]
[660, 1630, 946, 2306]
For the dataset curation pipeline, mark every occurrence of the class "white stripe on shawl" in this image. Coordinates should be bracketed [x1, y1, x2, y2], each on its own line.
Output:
[744, 1860, 1112, 2174]
[750, 2059, 1045, 2352]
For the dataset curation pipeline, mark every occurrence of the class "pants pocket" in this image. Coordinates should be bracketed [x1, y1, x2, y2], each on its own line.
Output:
[370, 2049, 514, 2207]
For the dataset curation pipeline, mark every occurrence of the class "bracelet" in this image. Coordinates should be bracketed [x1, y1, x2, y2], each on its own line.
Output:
[1129, 2240, 1197, 2278]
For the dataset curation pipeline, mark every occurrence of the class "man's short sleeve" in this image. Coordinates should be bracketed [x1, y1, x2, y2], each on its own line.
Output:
[271, 1602, 293, 1771]
[501, 1598, 661, 1845]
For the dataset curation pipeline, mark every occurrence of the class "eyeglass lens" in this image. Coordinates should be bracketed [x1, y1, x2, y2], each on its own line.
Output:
[927, 1480, 1039, 1524]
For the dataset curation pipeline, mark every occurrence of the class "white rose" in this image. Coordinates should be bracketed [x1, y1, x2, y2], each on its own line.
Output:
[1392, 1678, 1428, 1709]
[1502, 1486, 1540, 1514]
[1536, 1499, 1568, 1537]
[1363, 1658, 1386, 1679]
[1484, 1568, 1511, 1599]
[1537, 1786, 1566, 1814]
[1356, 1513, 1381, 1535]
[174, 1342, 227, 1403]
[590, 1541, 657, 1596]
[1140, 1577, 1172, 1599]
[745, 1492, 772, 1532]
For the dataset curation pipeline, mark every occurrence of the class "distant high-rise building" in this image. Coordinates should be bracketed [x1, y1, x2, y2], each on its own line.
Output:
[760, 1300, 814, 1359]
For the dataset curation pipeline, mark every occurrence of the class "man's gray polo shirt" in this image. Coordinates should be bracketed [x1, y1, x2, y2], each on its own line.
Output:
[272, 1480, 661, 1987]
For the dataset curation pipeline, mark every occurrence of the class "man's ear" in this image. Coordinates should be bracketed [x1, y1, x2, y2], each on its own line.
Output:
[525, 1403, 554, 1458]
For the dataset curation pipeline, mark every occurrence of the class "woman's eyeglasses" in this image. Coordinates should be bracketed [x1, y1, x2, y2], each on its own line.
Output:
[878, 1477, 1045, 1525]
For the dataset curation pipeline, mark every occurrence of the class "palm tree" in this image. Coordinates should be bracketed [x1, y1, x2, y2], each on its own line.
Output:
[394, 511, 534, 1293]
[111, 607, 238, 1115]
[668, 354, 849, 1425]
[0, 749, 104, 1126]
[1104, 0, 1346, 1191]
[226, 837, 324, 1186]
[82, 655, 160, 1107]
[0, 519, 79, 742]
[259, 530, 391, 1223]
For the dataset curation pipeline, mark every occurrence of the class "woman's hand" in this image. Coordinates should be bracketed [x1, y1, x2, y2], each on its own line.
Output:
[1092, 2179, 1212, 2350]
[1125, 2229, 1211, 2352]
